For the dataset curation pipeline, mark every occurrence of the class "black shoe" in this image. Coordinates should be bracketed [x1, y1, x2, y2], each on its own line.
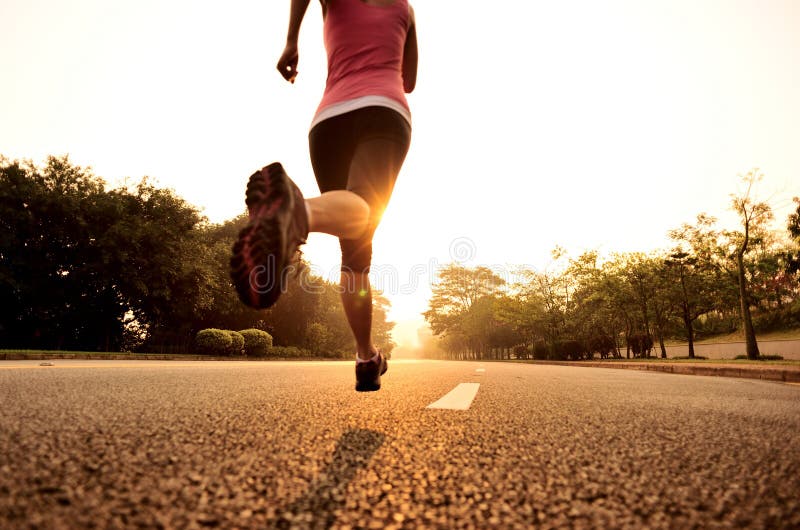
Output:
[230, 162, 309, 309]
[355, 352, 388, 392]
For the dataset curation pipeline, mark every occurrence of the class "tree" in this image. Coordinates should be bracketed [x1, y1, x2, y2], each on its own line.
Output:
[666, 214, 733, 358]
[618, 253, 657, 356]
[495, 274, 547, 358]
[787, 197, 800, 275]
[424, 264, 505, 359]
[648, 255, 677, 358]
[1, 156, 124, 350]
[728, 170, 773, 359]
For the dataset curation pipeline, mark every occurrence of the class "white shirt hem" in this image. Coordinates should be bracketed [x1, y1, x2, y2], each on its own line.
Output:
[310, 96, 412, 130]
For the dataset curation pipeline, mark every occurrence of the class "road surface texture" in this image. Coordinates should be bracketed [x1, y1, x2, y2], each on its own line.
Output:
[1, 360, 798, 529]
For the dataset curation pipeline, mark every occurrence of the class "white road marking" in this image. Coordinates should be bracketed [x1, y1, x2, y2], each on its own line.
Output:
[476, 368, 486, 373]
[426, 383, 481, 410]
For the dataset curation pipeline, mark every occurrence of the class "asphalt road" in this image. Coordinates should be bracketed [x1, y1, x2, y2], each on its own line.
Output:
[1, 360, 798, 529]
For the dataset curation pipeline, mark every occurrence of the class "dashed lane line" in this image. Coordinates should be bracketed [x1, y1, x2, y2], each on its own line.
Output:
[426, 383, 481, 410]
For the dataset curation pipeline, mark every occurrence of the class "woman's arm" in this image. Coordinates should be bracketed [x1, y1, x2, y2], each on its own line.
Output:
[402, 4, 418, 93]
[277, 0, 311, 83]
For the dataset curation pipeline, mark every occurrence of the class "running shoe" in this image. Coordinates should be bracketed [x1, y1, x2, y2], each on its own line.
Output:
[355, 352, 388, 392]
[230, 162, 308, 309]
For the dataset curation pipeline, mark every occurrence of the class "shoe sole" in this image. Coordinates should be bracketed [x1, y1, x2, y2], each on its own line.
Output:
[230, 163, 291, 309]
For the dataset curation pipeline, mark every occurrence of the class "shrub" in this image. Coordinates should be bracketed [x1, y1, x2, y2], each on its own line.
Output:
[226, 331, 245, 356]
[588, 333, 616, 359]
[627, 332, 654, 358]
[195, 329, 232, 356]
[239, 329, 273, 357]
[734, 354, 784, 361]
[305, 322, 331, 356]
[753, 304, 800, 333]
[533, 342, 549, 360]
[269, 346, 311, 358]
[554, 339, 586, 361]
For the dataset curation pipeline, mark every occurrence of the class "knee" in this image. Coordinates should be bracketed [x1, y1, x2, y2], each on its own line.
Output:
[347, 191, 374, 231]
[340, 237, 373, 274]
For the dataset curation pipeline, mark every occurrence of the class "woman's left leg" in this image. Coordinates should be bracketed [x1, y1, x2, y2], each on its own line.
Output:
[338, 126, 410, 360]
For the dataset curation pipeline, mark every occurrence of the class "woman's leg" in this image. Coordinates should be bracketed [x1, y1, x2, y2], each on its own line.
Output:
[338, 130, 409, 359]
[305, 190, 370, 240]
[308, 108, 410, 360]
[339, 269, 375, 359]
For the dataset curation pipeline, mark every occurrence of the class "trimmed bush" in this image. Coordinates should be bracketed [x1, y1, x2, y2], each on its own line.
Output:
[226, 331, 245, 356]
[195, 329, 232, 356]
[269, 346, 311, 358]
[239, 329, 273, 357]
[554, 339, 586, 361]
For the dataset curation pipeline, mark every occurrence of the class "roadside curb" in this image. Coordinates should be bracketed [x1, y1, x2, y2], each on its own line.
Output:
[530, 361, 800, 383]
[0, 353, 325, 362]
[1, 353, 225, 361]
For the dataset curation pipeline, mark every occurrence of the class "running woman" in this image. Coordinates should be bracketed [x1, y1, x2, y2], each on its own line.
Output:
[230, 0, 417, 392]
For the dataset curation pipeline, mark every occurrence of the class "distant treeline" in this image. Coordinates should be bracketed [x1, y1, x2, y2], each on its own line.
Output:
[0, 155, 394, 356]
[423, 171, 800, 361]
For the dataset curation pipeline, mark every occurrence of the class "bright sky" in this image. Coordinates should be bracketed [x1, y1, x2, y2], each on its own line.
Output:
[2, 0, 799, 348]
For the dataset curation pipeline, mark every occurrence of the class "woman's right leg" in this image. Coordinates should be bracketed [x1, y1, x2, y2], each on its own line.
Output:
[306, 191, 370, 240]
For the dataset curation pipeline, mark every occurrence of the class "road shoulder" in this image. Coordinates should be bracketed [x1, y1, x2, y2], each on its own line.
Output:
[523, 360, 800, 383]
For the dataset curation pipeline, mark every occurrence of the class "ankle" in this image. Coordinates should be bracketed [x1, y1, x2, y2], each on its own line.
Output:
[356, 347, 378, 361]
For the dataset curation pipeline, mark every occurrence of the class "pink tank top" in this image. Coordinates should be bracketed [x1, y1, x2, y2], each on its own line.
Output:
[313, 0, 411, 126]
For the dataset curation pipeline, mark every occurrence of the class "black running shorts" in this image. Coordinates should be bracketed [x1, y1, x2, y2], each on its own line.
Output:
[308, 106, 411, 273]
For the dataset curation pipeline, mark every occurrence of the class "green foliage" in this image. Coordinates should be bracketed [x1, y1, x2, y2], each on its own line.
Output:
[752, 302, 800, 332]
[239, 329, 273, 357]
[6, 155, 799, 361]
[733, 354, 783, 361]
[195, 329, 232, 356]
[627, 332, 654, 358]
[226, 331, 245, 356]
[305, 322, 332, 356]
[425, 207, 800, 361]
[423, 265, 506, 358]
[787, 197, 800, 275]
[0, 155, 209, 352]
[268, 346, 312, 358]
[554, 339, 586, 361]
[588, 333, 616, 359]
[532, 343, 549, 360]
[0, 155, 396, 354]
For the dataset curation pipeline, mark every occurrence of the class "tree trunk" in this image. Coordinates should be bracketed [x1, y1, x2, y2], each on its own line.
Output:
[657, 330, 667, 359]
[683, 306, 695, 359]
[737, 253, 760, 360]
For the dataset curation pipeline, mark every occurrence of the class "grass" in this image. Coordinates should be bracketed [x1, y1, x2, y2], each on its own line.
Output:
[664, 328, 800, 346]
[514, 357, 800, 367]
[5, 350, 800, 367]
[0, 350, 340, 361]
[1, 349, 193, 356]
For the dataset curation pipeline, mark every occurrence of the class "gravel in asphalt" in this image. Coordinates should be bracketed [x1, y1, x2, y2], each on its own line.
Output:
[1, 360, 798, 529]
